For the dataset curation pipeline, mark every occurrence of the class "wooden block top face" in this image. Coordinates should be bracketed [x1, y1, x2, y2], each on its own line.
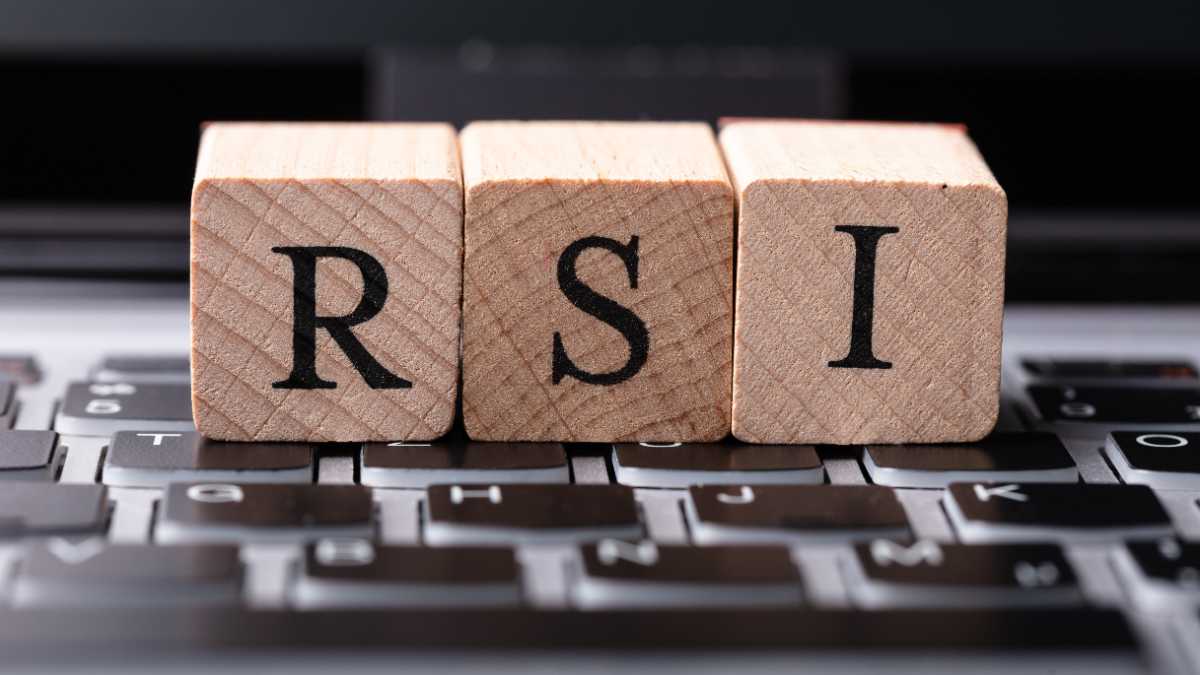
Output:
[721, 120, 1007, 445]
[195, 122, 462, 182]
[460, 121, 733, 185]
[719, 120, 998, 189]
[190, 123, 463, 442]
[460, 121, 735, 442]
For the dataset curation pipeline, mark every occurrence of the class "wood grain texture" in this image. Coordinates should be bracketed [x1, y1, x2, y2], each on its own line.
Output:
[720, 120, 1007, 445]
[190, 123, 462, 442]
[460, 121, 734, 442]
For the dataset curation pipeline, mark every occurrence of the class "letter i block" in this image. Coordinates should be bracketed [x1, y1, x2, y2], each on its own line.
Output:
[190, 123, 463, 442]
[460, 122, 735, 442]
[720, 120, 1007, 445]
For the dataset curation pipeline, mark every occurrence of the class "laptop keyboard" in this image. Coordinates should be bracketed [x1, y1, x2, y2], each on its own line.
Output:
[2, 314, 1200, 673]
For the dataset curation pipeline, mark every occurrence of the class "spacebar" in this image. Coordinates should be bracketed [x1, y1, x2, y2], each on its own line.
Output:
[0, 608, 1139, 657]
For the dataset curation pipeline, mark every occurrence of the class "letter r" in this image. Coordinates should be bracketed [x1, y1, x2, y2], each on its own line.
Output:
[271, 246, 411, 390]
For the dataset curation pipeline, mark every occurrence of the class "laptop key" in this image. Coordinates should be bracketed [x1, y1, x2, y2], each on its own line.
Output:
[863, 432, 1078, 488]
[611, 442, 823, 488]
[103, 431, 313, 488]
[845, 539, 1082, 608]
[424, 484, 641, 545]
[1028, 384, 1200, 426]
[1113, 537, 1200, 610]
[686, 485, 909, 544]
[0, 606, 1140, 662]
[91, 355, 190, 384]
[1105, 431, 1200, 490]
[0, 483, 108, 538]
[0, 355, 40, 385]
[56, 382, 193, 436]
[292, 539, 520, 608]
[943, 482, 1173, 543]
[361, 440, 568, 488]
[156, 483, 373, 544]
[0, 430, 57, 481]
[12, 541, 241, 608]
[572, 540, 803, 609]
[1023, 358, 1198, 381]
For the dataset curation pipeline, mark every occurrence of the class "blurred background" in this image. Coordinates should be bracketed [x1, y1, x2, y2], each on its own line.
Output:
[0, 0, 1196, 302]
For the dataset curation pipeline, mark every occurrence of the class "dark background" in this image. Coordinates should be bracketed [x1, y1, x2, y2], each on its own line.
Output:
[0, 0, 1196, 300]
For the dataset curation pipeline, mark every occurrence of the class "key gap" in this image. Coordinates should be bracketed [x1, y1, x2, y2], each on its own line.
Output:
[936, 498, 962, 544]
[102, 501, 116, 539]
[53, 442, 66, 482]
[95, 443, 108, 484]
[148, 498, 161, 544]
[675, 499, 695, 544]
[1096, 445, 1127, 485]
[416, 497, 426, 546]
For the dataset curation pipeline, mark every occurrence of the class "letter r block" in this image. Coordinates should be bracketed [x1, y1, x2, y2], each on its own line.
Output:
[190, 123, 463, 442]
[460, 122, 735, 442]
[720, 120, 1007, 445]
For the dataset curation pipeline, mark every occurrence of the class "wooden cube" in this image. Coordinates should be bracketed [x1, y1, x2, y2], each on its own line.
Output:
[720, 120, 1007, 445]
[190, 123, 462, 442]
[460, 121, 734, 442]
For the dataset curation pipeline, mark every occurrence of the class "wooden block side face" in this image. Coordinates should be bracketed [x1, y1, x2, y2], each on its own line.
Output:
[460, 124, 734, 442]
[190, 126, 463, 442]
[725, 123, 1007, 445]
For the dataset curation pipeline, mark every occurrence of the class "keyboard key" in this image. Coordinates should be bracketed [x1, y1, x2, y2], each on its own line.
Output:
[0, 430, 57, 480]
[0, 483, 107, 538]
[91, 355, 190, 383]
[1113, 538, 1200, 610]
[845, 539, 1081, 608]
[12, 541, 241, 608]
[943, 483, 1172, 543]
[55, 382, 193, 436]
[611, 442, 823, 488]
[0, 354, 40, 385]
[572, 540, 803, 609]
[863, 432, 1078, 488]
[1105, 431, 1200, 490]
[156, 483, 373, 544]
[685, 485, 909, 545]
[1028, 384, 1200, 426]
[424, 484, 641, 545]
[361, 440, 568, 488]
[1023, 358, 1198, 381]
[291, 539, 520, 608]
[103, 431, 313, 488]
[0, 608, 1141, 663]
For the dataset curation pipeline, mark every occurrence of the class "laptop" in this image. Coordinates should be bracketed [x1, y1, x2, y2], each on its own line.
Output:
[1, 3, 1199, 673]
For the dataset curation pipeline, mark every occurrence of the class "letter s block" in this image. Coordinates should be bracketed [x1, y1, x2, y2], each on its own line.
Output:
[720, 120, 1007, 445]
[190, 123, 462, 442]
[460, 122, 735, 442]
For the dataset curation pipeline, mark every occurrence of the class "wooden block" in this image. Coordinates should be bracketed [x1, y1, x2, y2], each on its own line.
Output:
[720, 120, 1007, 445]
[460, 121, 735, 442]
[190, 123, 462, 442]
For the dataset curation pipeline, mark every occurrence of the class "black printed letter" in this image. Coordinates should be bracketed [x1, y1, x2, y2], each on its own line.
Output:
[552, 236, 649, 386]
[271, 246, 411, 390]
[828, 225, 899, 370]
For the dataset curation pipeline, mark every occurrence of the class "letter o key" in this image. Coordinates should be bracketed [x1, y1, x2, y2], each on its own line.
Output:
[1136, 434, 1189, 448]
[187, 484, 244, 503]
